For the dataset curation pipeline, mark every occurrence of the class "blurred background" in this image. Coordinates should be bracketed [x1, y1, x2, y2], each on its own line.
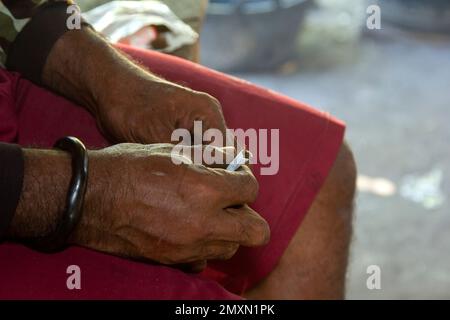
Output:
[203, 0, 450, 299]
[79, 0, 450, 299]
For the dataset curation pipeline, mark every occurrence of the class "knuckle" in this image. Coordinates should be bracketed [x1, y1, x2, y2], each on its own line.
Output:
[201, 92, 220, 106]
[198, 93, 223, 115]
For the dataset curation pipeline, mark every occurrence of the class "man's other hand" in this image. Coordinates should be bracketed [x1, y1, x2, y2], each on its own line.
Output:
[43, 28, 228, 146]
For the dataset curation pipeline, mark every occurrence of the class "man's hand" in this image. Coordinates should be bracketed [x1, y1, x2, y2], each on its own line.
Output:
[98, 77, 227, 145]
[8, 144, 270, 270]
[43, 28, 228, 145]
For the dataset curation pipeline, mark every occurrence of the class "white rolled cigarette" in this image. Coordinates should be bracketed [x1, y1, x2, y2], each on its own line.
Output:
[226, 150, 248, 171]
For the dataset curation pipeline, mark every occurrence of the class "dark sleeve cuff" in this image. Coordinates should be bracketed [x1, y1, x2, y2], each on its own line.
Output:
[0, 143, 24, 238]
[5, 2, 89, 84]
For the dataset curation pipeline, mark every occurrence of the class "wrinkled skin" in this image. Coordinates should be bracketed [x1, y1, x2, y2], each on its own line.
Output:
[70, 144, 270, 271]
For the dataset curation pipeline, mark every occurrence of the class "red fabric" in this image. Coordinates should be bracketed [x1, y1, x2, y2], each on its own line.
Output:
[0, 45, 345, 299]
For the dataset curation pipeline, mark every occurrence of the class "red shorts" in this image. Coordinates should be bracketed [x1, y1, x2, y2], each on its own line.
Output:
[0, 45, 344, 299]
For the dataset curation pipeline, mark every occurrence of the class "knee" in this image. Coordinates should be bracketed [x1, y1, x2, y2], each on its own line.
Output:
[318, 141, 357, 211]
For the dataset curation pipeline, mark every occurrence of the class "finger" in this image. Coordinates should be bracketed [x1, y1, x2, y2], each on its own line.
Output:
[171, 242, 238, 265]
[205, 128, 253, 172]
[181, 93, 227, 145]
[202, 98, 228, 137]
[200, 242, 240, 261]
[208, 205, 271, 247]
[213, 165, 259, 206]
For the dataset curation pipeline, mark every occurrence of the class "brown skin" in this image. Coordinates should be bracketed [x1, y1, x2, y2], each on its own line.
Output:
[43, 27, 227, 145]
[9, 144, 269, 270]
[8, 27, 270, 270]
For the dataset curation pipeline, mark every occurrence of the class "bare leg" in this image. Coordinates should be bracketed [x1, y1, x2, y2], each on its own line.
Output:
[245, 143, 356, 299]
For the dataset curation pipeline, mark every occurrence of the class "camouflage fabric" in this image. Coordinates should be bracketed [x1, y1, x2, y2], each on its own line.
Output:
[0, 0, 73, 67]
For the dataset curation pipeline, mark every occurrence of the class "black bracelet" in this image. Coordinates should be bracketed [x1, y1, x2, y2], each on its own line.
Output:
[27, 137, 89, 252]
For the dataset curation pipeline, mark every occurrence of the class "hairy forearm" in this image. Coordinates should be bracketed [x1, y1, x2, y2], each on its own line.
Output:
[42, 27, 160, 115]
[7, 149, 71, 239]
[6, 147, 110, 243]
